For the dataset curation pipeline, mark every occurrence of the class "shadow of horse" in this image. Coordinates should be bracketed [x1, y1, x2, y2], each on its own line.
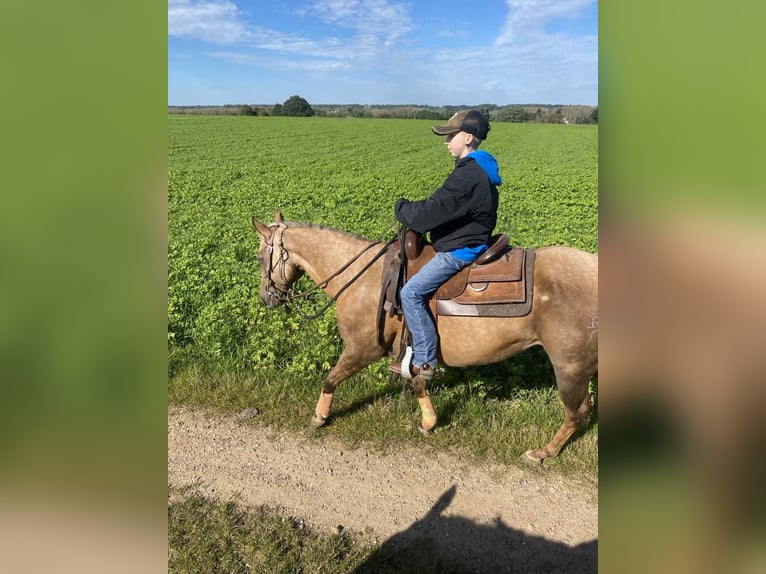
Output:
[353, 485, 597, 574]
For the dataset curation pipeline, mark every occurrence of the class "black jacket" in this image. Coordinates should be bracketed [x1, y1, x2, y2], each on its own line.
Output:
[394, 155, 499, 252]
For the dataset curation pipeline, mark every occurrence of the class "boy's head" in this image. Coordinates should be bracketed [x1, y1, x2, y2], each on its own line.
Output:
[432, 110, 490, 140]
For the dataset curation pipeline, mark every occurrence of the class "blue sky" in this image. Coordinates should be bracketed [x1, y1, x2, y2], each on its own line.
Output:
[168, 0, 597, 106]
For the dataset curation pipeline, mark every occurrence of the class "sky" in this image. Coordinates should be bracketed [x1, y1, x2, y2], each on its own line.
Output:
[168, 0, 597, 106]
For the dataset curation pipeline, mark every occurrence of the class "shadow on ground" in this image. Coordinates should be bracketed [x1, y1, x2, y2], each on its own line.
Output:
[353, 485, 596, 574]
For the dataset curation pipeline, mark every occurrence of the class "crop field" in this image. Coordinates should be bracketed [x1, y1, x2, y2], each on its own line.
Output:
[168, 115, 598, 475]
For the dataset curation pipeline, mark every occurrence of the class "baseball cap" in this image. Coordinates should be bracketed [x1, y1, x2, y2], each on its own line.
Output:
[432, 109, 490, 140]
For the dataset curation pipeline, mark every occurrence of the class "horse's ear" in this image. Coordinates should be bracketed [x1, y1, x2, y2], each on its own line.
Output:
[251, 216, 271, 239]
[275, 209, 284, 223]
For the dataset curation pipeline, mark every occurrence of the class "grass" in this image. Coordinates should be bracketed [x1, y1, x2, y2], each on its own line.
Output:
[168, 116, 598, 571]
[168, 486, 461, 574]
[168, 344, 598, 480]
[168, 487, 369, 574]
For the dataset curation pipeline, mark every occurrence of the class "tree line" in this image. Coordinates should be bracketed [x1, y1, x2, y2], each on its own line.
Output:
[169, 95, 598, 124]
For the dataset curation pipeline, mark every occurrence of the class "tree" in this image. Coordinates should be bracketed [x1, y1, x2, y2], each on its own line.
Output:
[541, 108, 564, 124]
[282, 95, 314, 117]
[413, 108, 443, 120]
[590, 106, 598, 123]
[497, 106, 533, 123]
[238, 104, 257, 116]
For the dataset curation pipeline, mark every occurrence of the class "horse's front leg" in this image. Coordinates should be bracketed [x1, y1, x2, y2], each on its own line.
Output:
[310, 345, 380, 429]
[410, 374, 437, 434]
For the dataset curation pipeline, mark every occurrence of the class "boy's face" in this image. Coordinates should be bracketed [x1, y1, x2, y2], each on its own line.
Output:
[444, 131, 473, 159]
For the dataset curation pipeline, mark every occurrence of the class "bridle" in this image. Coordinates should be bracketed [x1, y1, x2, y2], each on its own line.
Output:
[260, 222, 397, 320]
[260, 222, 292, 303]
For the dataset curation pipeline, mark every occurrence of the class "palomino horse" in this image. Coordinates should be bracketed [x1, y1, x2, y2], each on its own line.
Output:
[251, 211, 598, 464]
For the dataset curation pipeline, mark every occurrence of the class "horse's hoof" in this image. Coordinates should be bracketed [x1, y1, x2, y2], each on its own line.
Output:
[310, 413, 328, 430]
[521, 449, 544, 466]
[416, 423, 432, 436]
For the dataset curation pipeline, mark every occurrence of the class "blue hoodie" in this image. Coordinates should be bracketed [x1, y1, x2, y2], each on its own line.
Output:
[467, 150, 503, 186]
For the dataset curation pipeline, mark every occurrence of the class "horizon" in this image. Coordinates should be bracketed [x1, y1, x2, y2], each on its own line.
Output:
[168, 102, 597, 108]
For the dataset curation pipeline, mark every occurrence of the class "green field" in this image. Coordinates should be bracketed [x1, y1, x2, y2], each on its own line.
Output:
[168, 114, 598, 474]
[168, 114, 598, 572]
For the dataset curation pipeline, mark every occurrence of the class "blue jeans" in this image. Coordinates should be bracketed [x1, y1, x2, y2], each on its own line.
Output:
[400, 251, 472, 368]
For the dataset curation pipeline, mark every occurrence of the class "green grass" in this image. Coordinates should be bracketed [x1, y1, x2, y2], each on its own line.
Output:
[168, 487, 369, 574]
[169, 114, 598, 572]
[168, 486, 459, 574]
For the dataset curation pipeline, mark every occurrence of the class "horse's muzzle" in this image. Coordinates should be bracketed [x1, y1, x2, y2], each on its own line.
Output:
[259, 288, 283, 309]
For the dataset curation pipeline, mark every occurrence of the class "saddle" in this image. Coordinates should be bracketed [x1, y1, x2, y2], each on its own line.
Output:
[380, 230, 535, 325]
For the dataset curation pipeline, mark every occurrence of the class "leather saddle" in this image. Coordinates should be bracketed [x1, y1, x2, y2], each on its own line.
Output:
[380, 230, 535, 323]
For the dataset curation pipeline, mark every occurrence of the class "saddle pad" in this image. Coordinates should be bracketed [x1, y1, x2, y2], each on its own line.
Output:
[436, 249, 536, 317]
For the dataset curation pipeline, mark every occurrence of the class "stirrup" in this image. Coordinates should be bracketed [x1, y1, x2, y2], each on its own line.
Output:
[390, 346, 415, 378]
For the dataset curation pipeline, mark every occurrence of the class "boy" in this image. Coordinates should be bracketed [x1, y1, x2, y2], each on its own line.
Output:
[391, 109, 502, 378]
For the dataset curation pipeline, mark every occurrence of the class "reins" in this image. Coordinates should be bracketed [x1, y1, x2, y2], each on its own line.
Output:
[266, 223, 398, 320]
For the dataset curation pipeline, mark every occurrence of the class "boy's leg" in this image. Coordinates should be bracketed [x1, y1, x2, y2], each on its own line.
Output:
[399, 251, 469, 369]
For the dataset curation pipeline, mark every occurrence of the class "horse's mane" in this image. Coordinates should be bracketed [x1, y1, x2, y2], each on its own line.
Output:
[282, 221, 373, 243]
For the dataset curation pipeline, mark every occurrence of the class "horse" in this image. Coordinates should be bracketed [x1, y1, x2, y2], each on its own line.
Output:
[251, 211, 598, 464]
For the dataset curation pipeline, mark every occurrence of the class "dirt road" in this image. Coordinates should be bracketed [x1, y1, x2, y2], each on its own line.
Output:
[168, 406, 597, 572]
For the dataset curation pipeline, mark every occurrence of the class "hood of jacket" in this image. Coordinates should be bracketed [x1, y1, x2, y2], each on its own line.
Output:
[466, 150, 502, 186]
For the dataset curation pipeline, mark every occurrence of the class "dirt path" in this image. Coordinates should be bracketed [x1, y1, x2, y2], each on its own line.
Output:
[168, 406, 598, 572]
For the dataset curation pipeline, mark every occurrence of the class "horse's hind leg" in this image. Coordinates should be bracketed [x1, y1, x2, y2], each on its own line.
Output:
[523, 368, 594, 465]
[310, 345, 381, 429]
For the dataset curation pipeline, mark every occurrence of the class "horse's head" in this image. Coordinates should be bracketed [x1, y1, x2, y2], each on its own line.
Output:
[251, 211, 305, 308]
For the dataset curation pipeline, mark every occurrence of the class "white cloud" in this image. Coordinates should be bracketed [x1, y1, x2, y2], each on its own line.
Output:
[495, 0, 595, 45]
[306, 0, 360, 22]
[307, 0, 413, 40]
[168, 0, 247, 44]
[169, 0, 413, 65]
[458, 0, 598, 102]
[208, 51, 353, 72]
